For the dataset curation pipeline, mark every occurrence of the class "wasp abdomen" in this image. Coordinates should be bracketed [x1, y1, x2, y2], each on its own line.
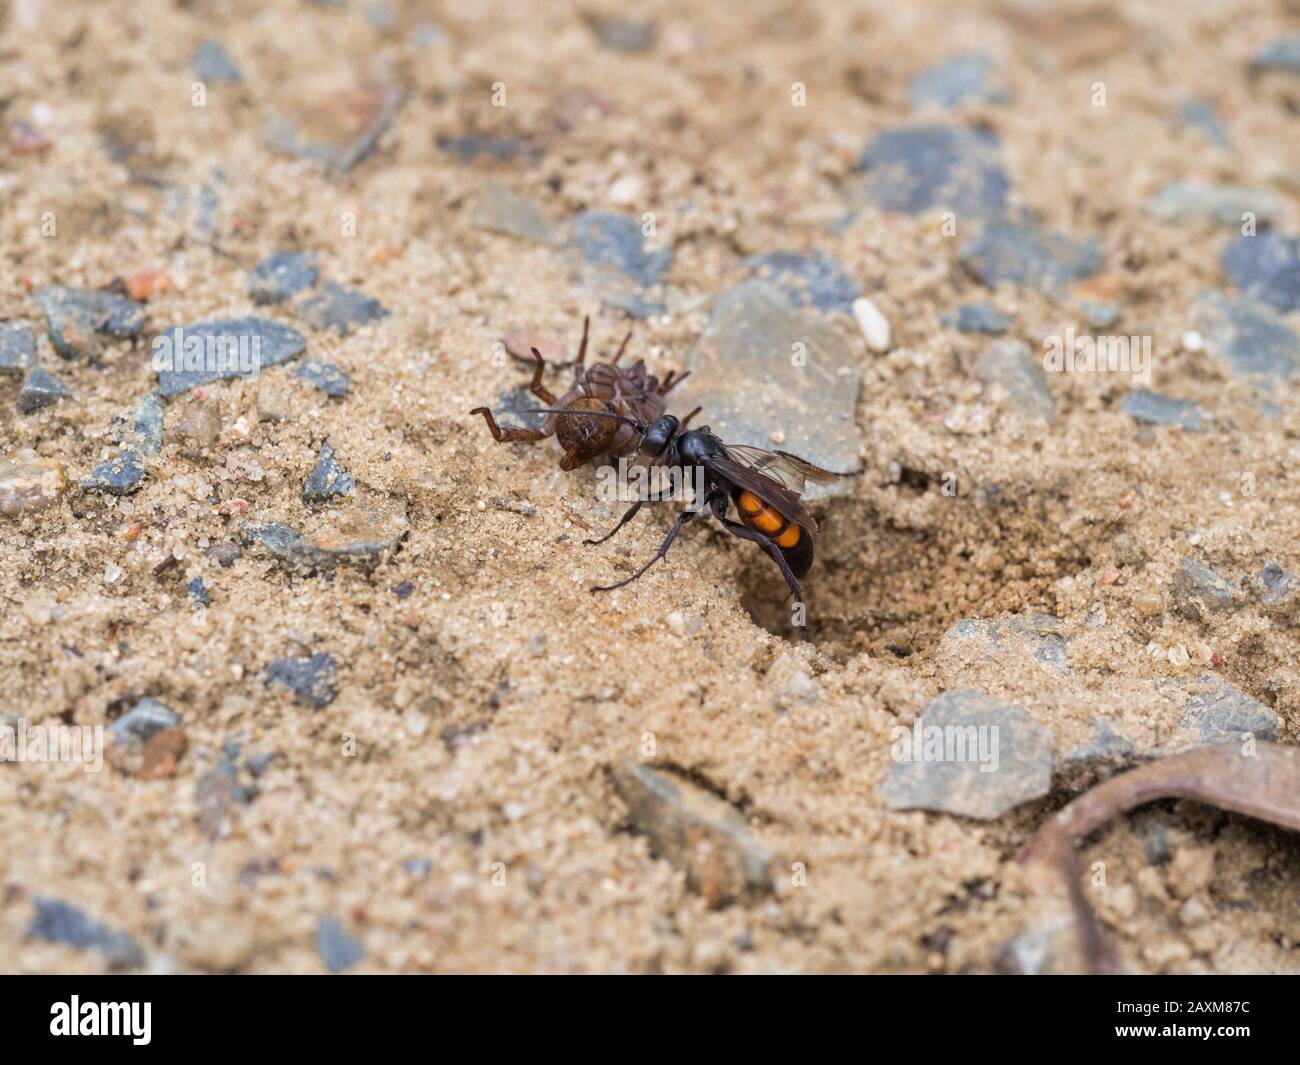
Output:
[735, 490, 814, 577]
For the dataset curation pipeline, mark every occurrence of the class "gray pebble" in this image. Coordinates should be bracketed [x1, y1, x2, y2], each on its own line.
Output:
[436, 134, 521, 161]
[1147, 184, 1281, 227]
[36, 285, 147, 359]
[744, 251, 860, 314]
[1258, 560, 1295, 606]
[0, 321, 37, 372]
[855, 125, 1009, 218]
[1173, 98, 1229, 147]
[908, 52, 1003, 109]
[28, 897, 142, 967]
[880, 690, 1055, 820]
[961, 215, 1101, 291]
[265, 652, 338, 708]
[192, 39, 242, 83]
[249, 251, 319, 304]
[945, 302, 1011, 334]
[1078, 299, 1120, 329]
[154, 317, 307, 396]
[1250, 35, 1300, 77]
[1177, 674, 1279, 744]
[82, 449, 145, 495]
[1170, 556, 1242, 620]
[17, 366, 71, 412]
[188, 577, 211, 605]
[119, 392, 165, 454]
[1221, 231, 1300, 313]
[1190, 290, 1300, 381]
[584, 14, 656, 53]
[472, 183, 561, 245]
[1122, 389, 1202, 431]
[295, 359, 350, 397]
[571, 211, 671, 288]
[303, 441, 355, 502]
[974, 339, 1055, 420]
[317, 916, 365, 972]
[298, 282, 388, 334]
[108, 698, 180, 744]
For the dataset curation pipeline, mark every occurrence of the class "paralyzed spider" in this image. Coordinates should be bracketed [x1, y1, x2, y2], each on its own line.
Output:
[470, 316, 689, 471]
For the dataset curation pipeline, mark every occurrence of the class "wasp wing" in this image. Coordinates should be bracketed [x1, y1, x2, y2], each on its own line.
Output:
[704, 452, 820, 532]
[721, 443, 848, 492]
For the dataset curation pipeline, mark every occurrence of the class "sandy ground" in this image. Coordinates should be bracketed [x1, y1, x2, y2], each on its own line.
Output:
[2, 0, 1299, 974]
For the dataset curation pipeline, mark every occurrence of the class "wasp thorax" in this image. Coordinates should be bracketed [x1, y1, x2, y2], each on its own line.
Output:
[556, 397, 619, 470]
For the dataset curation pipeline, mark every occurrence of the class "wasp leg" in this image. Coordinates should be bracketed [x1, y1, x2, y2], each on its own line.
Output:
[719, 519, 807, 631]
[583, 487, 680, 546]
[526, 349, 558, 405]
[657, 369, 691, 395]
[591, 509, 695, 592]
[469, 407, 548, 444]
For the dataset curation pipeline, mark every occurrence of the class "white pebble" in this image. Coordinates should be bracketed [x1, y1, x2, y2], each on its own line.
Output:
[852, 297, 892, 353]
[1181, 330, 1204, 353]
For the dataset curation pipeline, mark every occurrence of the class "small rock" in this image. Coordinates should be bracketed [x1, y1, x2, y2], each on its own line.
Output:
[192, 39, 242, 83]
[1147, 184, 1281, 227]
[298, 282, 388, 334]
[472, 183, 561, 244]
[0, 456, 67, 516]
[852, 297, 892, 351]
[402, 857, 433, 878]
[945, 303, 1011, 334]
[584, 13, 656, 53]
[855, 124, 1009, 218]
[1178, 897, 1211, 928]
[27, 897, 143, 967]
[82, 449, 146, 495]
[962, 215, 1101, 291]
[1258, 561, 1295, 608]
[1078, 300, 1120, 329]
[673, 280, 862, 492]
[1113, 533, 1149, 568]
[317, 916, 364, 973]
[939, 614, 1068, 676]
[265, 652, 337, 708]
[176, 401, 222, 448]
[1250, 35, 1300, 78]
[436, 134, 521, 161]
[108, 698, 180, 744]
[1174, 674, 1279, 745]
[1173, 98, 1229, 147]
[881, 690, 1055, 820]
[908, 52, 1004, 109]
[745, 251, 859, 314]
[303, 441, 355, 502]
[248, 251, 319, 304]
[36, 285, 147, 359]
[611, 761, 776, 908]
[1221, 231, 1300, 313]
[242, 501, 409, 571]
[0, 322, 37, 371]
[571, 210, 671, 290]
[154, 317, 307, 396]
[1122, 390, 1202, 431]
[1190, 290, 1300, 381]
[1170, 556, 1242, 620]
[188, 576, 211, 605]
[117, 393, 164, 453]
[974, 339, 1055, 420]
[295, 359, 350, 397]
[17, 366, 71, 412]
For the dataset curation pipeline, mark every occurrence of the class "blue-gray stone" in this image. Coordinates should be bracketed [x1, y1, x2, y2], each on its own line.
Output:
[1123, 389, 1202, 431]
[108, 698, 179, 744]
[83, 449, 146, 494]
[1222, 231, 1300, 313]
[1078, 300, 1120, 329]
[1190, 290, 1300, 381]
[945, 302, 1011, 334]
[744, 251, 860, 314]
[1171, 556, 1243, 619]
[402, 857, 433, 877]
[298, 282, 388, 334]
[37, 285, 148, 358]
[192, 39, 242, 83]
[295, 359, 349, 397]
[908, 52, 1002, 109]
[28, 897, 143, 967]
[0, 321, 37, 371]
[266, 652, 337, 708]
[1177, 675, 1279, 743]
[856, 125, 1009, 218]
[303, 441, 355, 502]
[1148, 184, 1282, 228]
[241, 506, 408, 571]
[1250, 35, 1300, 77]
[249, 251, 319, 304]
[585, 13, 656, 52]
[155, 317, 307, 396]
[188, 577, 211, 605]
[1174, 98, 1229, 147]
[120, 393, 164, 453]
[1259, 561, 1295, 606]
[962, 216, 1101, 291]
[317, 916, 364, 973]
[571, 211, 672, 287]
[17, 366, 71, 412]
[437, 135, 521, 161]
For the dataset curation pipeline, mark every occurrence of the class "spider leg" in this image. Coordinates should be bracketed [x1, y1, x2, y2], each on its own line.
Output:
[469, 407, 548, 444]
[527, 349, 557, 405]
[575, 315, 590, 370]
[612, 329, 632, 364]
[591, 508, 695, 593]
[658, 370, 691, 395]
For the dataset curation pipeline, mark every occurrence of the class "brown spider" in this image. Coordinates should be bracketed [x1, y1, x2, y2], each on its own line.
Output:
[470, 316, 691, 471]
